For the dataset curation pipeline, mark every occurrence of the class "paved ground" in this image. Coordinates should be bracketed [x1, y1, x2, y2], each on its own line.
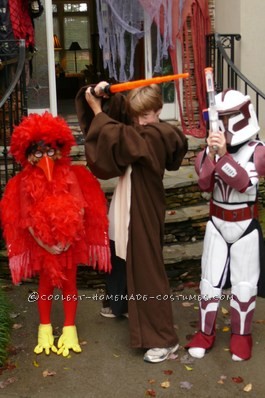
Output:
[0, 278, 265, 398]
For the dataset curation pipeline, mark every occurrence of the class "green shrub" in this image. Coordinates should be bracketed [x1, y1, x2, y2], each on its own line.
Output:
[0, 285, 11, 367]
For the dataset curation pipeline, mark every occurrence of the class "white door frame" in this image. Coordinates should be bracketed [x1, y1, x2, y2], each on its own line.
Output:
[45, 0, 58, 115]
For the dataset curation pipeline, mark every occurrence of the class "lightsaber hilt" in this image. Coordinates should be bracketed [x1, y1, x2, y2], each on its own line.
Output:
[90, 85, 111, 98]
[205, 67, 218, 151]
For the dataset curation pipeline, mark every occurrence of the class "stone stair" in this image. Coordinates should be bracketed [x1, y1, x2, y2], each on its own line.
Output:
[163, 203, 208, 265]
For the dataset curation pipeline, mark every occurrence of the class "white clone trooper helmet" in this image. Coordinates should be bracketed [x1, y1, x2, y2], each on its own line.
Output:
[215, 89, 260, 146]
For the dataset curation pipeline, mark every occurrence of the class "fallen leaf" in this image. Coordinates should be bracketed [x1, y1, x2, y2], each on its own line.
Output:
[222, 326, 230, 332]
[221, 307, 229, 315]
[254, 319, 265, 324]
[243, 383, 252, 392]
[193, 306, 199, 310]
[217, 375, 227, 384]
[145, 389, 156, 396]
[43, 369, 56, 377]
[10, 312, 20, 319]
[184, 282, 198, 288]
[160, 380, 170, 388]
[223, 348, 230, 351]
[5, 362, 16, 371]
[182, 302, 194, 307]
[180, 381, 193, 390]
[179, 272, 189, 278]
[184, 365, 193, 371]
[12, 323, 23, 330]
[148, 379, 156, 384]
[0, 377, 17, 389]
[79, 340, 87, 346]
[232, 376, 244, 383]
[113, 354, 120, 358]
[33, 360, 39, 368]
[163, 370, 173, 375]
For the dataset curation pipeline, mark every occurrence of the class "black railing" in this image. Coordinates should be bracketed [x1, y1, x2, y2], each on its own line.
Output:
[206, 33, 265, 121]
[0, 39, 27, 195]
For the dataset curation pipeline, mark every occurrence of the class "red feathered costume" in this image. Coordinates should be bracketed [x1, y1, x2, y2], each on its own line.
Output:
[0, 112, 111, 356]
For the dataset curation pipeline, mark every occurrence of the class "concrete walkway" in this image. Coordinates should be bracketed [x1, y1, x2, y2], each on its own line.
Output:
[1, 279, 265, 397]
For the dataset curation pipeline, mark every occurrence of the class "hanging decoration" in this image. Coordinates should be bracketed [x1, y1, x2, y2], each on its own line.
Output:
[96, 0, 174, 82]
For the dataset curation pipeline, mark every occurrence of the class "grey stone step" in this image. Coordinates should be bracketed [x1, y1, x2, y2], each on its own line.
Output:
[163, 166, 198, 189]
[98, 165, 199, 194]
[163, 240, 203, 264]
[165, 203, 209, 223]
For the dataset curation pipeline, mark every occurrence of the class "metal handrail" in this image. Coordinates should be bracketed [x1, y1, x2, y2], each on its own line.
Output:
[0, 39, 27, 191]
[0, 39, 26, 108]
[206, 33, 265, 121]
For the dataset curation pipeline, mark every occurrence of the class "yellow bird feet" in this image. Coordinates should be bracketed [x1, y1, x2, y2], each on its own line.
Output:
[34, 324, 58, 355]
[57, 325, 82, 357]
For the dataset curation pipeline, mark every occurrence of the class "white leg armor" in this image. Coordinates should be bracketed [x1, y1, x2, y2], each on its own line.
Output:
[230, 228, 259, 335]
[198, 221, 228, 334]
[199, 279, 221, 334]
[201, 221, 229, 287]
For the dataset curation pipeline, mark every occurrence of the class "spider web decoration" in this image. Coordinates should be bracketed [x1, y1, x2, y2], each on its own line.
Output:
[96, 0, 174, 81]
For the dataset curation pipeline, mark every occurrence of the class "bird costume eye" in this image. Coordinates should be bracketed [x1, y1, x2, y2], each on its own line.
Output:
[33, 147, 56, 158]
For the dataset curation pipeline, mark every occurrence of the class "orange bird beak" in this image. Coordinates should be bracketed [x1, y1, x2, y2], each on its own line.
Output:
[36, 155, 54, 181]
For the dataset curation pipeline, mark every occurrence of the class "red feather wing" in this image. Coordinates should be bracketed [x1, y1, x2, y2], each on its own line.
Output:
[71, 165, 111, 272]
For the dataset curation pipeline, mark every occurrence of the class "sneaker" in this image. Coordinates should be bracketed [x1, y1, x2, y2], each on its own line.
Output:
[100, 307, 128, 318]
[144, 343, 179, 363]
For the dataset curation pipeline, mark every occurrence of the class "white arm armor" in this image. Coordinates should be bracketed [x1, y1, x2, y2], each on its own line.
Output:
[213, 141, 260, 206]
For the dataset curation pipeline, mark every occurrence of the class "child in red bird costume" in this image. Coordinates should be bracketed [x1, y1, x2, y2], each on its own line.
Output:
[0, 112, 111, 356]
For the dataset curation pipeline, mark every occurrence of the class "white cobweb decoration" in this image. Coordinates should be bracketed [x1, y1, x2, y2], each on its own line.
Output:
[96, 0, 173, 81]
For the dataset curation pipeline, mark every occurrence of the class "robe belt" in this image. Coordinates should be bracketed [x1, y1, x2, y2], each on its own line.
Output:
[210, 201, 258, 222]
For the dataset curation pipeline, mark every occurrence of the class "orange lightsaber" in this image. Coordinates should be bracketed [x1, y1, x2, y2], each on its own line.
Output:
[91, 73, 189, 96]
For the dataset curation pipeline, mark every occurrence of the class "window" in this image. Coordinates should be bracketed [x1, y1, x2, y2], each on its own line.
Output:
[53, 1, 91, 74]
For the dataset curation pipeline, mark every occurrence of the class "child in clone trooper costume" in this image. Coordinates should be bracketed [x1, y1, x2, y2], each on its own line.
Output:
[186, 89, 265, 361]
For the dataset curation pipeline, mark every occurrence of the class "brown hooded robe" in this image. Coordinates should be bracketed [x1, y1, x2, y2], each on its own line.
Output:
[76, 88, 188, 348]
